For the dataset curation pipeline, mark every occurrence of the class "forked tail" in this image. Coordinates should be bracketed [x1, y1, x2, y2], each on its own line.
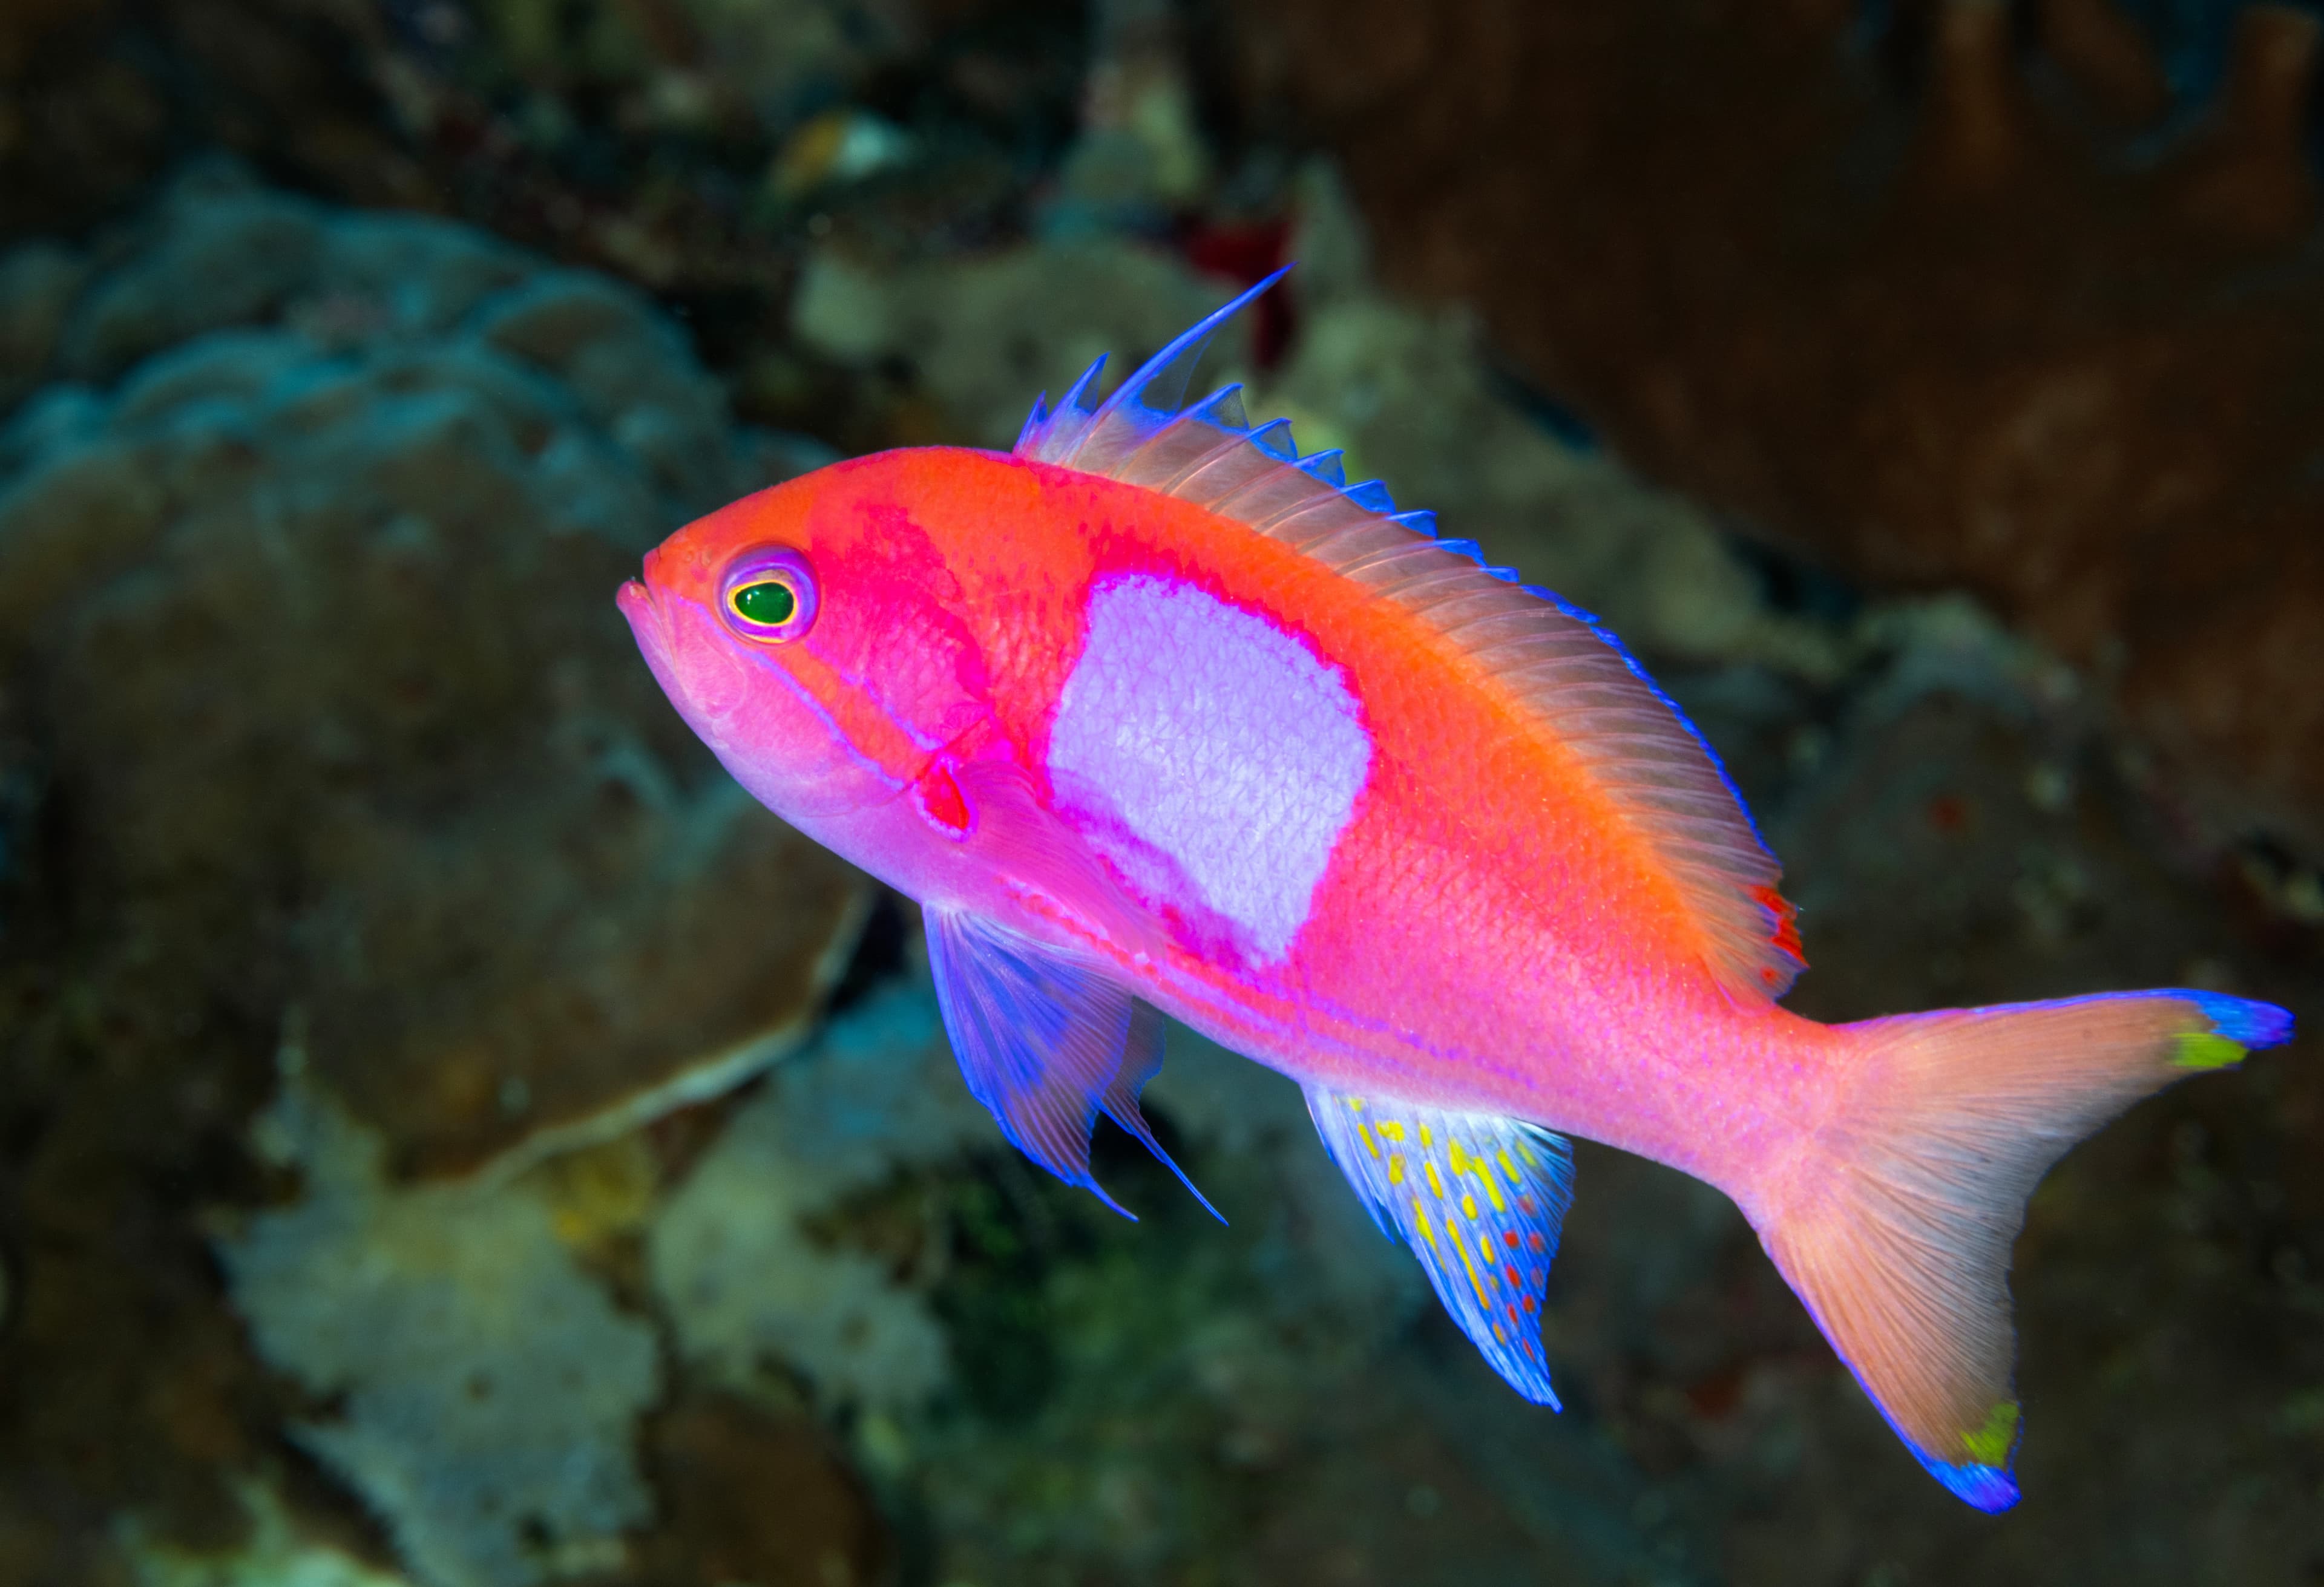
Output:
[1755, 989, 2293, 1510]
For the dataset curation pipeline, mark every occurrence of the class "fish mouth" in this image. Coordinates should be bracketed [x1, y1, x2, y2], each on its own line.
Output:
[616, 578, 668, 652]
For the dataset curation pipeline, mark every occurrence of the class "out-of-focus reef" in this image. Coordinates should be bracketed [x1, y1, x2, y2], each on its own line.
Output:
[0, 0, 436, 238]
[0, 3, 2320, 1583]
[0, 165, 868, 1580]
[1226, 0, 2324, 871]
[1, 160, 867, 1176]
[221, 1088, 661, 1586]
[792, 166, 1846, 681]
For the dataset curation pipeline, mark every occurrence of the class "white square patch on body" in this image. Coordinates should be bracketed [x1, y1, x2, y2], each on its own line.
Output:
[1047, 575, 1372, 961]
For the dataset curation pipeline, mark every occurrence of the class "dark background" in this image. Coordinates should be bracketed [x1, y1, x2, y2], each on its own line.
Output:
[0, 2, 2319, 1583]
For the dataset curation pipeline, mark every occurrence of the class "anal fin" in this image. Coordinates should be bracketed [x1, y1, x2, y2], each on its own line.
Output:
[1305, 1085, 1575, 1407]
[927, 908, 1220, 1222]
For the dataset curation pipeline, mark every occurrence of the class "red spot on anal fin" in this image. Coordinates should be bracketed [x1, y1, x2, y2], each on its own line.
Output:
[1747, 882, 1807, 969]
[916, 763, 972, 836]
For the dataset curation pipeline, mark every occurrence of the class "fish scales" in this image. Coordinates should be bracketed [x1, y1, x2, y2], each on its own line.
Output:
[619, 272, 2295, 1514]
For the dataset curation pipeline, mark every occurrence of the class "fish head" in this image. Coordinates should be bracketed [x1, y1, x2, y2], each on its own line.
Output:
[619, 452, 997, 833]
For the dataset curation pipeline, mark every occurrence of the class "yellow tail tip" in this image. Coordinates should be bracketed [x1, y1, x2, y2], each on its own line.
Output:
[2172, 1031, 2247, 1071]
[1962, 1399, 2020, 1465]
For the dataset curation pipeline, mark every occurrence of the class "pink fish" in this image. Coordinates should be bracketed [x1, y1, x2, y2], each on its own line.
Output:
[619, 272, 2293, 1510]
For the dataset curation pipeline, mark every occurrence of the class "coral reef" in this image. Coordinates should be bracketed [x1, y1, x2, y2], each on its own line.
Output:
[0, 5, 2317, 1584]
[1226, 0, 2324, 865]
[0, 0, 433, 240]
[648, 980, 985, 1418]
[788, 168, 1843, 679]
[220, 1089, 661, 1587]
[0, 166, 865, 1579]
[1, 160, 867, 1178]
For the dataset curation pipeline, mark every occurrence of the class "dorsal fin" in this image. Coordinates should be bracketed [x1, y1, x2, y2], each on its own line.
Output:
[1016, 270, 1805, 1003]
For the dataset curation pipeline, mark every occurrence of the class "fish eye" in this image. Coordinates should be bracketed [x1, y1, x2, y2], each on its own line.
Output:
[720, 548, 818, 643]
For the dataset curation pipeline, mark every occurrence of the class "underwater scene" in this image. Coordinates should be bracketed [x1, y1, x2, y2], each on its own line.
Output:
[1, 1, 2320, 1583]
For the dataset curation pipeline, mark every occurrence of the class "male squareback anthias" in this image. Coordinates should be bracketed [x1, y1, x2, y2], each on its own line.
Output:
[620, 273, 2293, 1510]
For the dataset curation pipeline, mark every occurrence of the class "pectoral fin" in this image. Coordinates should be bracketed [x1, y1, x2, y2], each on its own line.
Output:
[925, 907, 1219, 1222]
[1305, 1085, 1575, 1407]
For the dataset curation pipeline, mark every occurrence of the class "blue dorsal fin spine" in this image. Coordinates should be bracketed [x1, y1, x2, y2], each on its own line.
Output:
[1192, 384, 1247, 427]
[1016, 266, 1293, 463]
[1301, 449, 1347, 487]
[1247, 418, 1296, 460]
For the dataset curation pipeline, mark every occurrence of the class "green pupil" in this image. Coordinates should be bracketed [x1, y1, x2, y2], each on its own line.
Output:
[734, 580, 797, 626]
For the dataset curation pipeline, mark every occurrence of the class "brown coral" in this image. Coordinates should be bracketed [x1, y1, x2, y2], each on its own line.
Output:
[1227, 0, 2324, 861]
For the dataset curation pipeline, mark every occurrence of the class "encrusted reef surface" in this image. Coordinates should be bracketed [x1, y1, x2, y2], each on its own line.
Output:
[0, 165, 871, 1582]
[0, 4, 2319, 1584]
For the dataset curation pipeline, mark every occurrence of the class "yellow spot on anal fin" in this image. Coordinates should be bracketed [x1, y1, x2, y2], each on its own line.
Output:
[1420, 1122, 1434, 1147]
[2174, 1031, 2246, 1071]
[1461, 1193, 1479, 1220]
[1413, 1199, 1437, 1248]
[1480, 1173, 1506, 1213]
[1346, 1097, 1365, 1111]
[1498, 1150, 1519, 1183]
[1388, 1153, 1405, 1186]
[1450, 1224, 1490, 1306]
[1962, 1401, 2020, 1465]
[1378, 1121, 1407, 1142]
[1426, 1160, 1445, 1198]
[1358, 1121, 1381, 1158]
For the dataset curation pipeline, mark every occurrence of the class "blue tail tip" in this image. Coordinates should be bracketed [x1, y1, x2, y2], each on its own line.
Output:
[1908, 1398, 2021, 1512]
[1916, 1450, 2021, 1513]
[2186, 990, 2294, 1050]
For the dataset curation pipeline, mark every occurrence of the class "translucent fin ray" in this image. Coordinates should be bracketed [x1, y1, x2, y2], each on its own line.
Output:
[1762, 987, 2293, 1512]
[1305, 1085, 1575, 1408]
[1014, 269, 1804, 1002]
[926, 908, 1219, 1222]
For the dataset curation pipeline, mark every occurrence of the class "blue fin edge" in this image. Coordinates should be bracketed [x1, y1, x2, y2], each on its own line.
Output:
[2184, 989, 2294, 1049]
[1013, 270, 1780, 873]
[1912, 1447, 2021, 1513]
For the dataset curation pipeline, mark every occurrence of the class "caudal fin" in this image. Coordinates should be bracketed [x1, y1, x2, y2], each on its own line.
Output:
[1758, 989, 2293, 1511]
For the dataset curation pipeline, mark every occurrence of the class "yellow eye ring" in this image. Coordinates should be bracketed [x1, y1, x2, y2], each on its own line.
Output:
[719, 548, 817, 641]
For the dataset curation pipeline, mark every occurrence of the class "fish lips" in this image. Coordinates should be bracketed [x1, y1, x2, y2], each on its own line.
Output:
[617, 577, 897, 819]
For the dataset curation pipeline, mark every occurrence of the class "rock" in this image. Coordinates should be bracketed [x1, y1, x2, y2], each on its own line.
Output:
[119, 1478, 409, 1587]
[648, 981, 986, 1417]
[2, 165, 868, 1179]
[219, 1088, 660, 1587]
[631, 1395, 892, 1587]
[790, 238, 1249, 447]
[0, 171, 869, 1577]
[474, 0, 922, 133]
[0, 243, 85, 412]
[1227, 0, 2324, 862]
